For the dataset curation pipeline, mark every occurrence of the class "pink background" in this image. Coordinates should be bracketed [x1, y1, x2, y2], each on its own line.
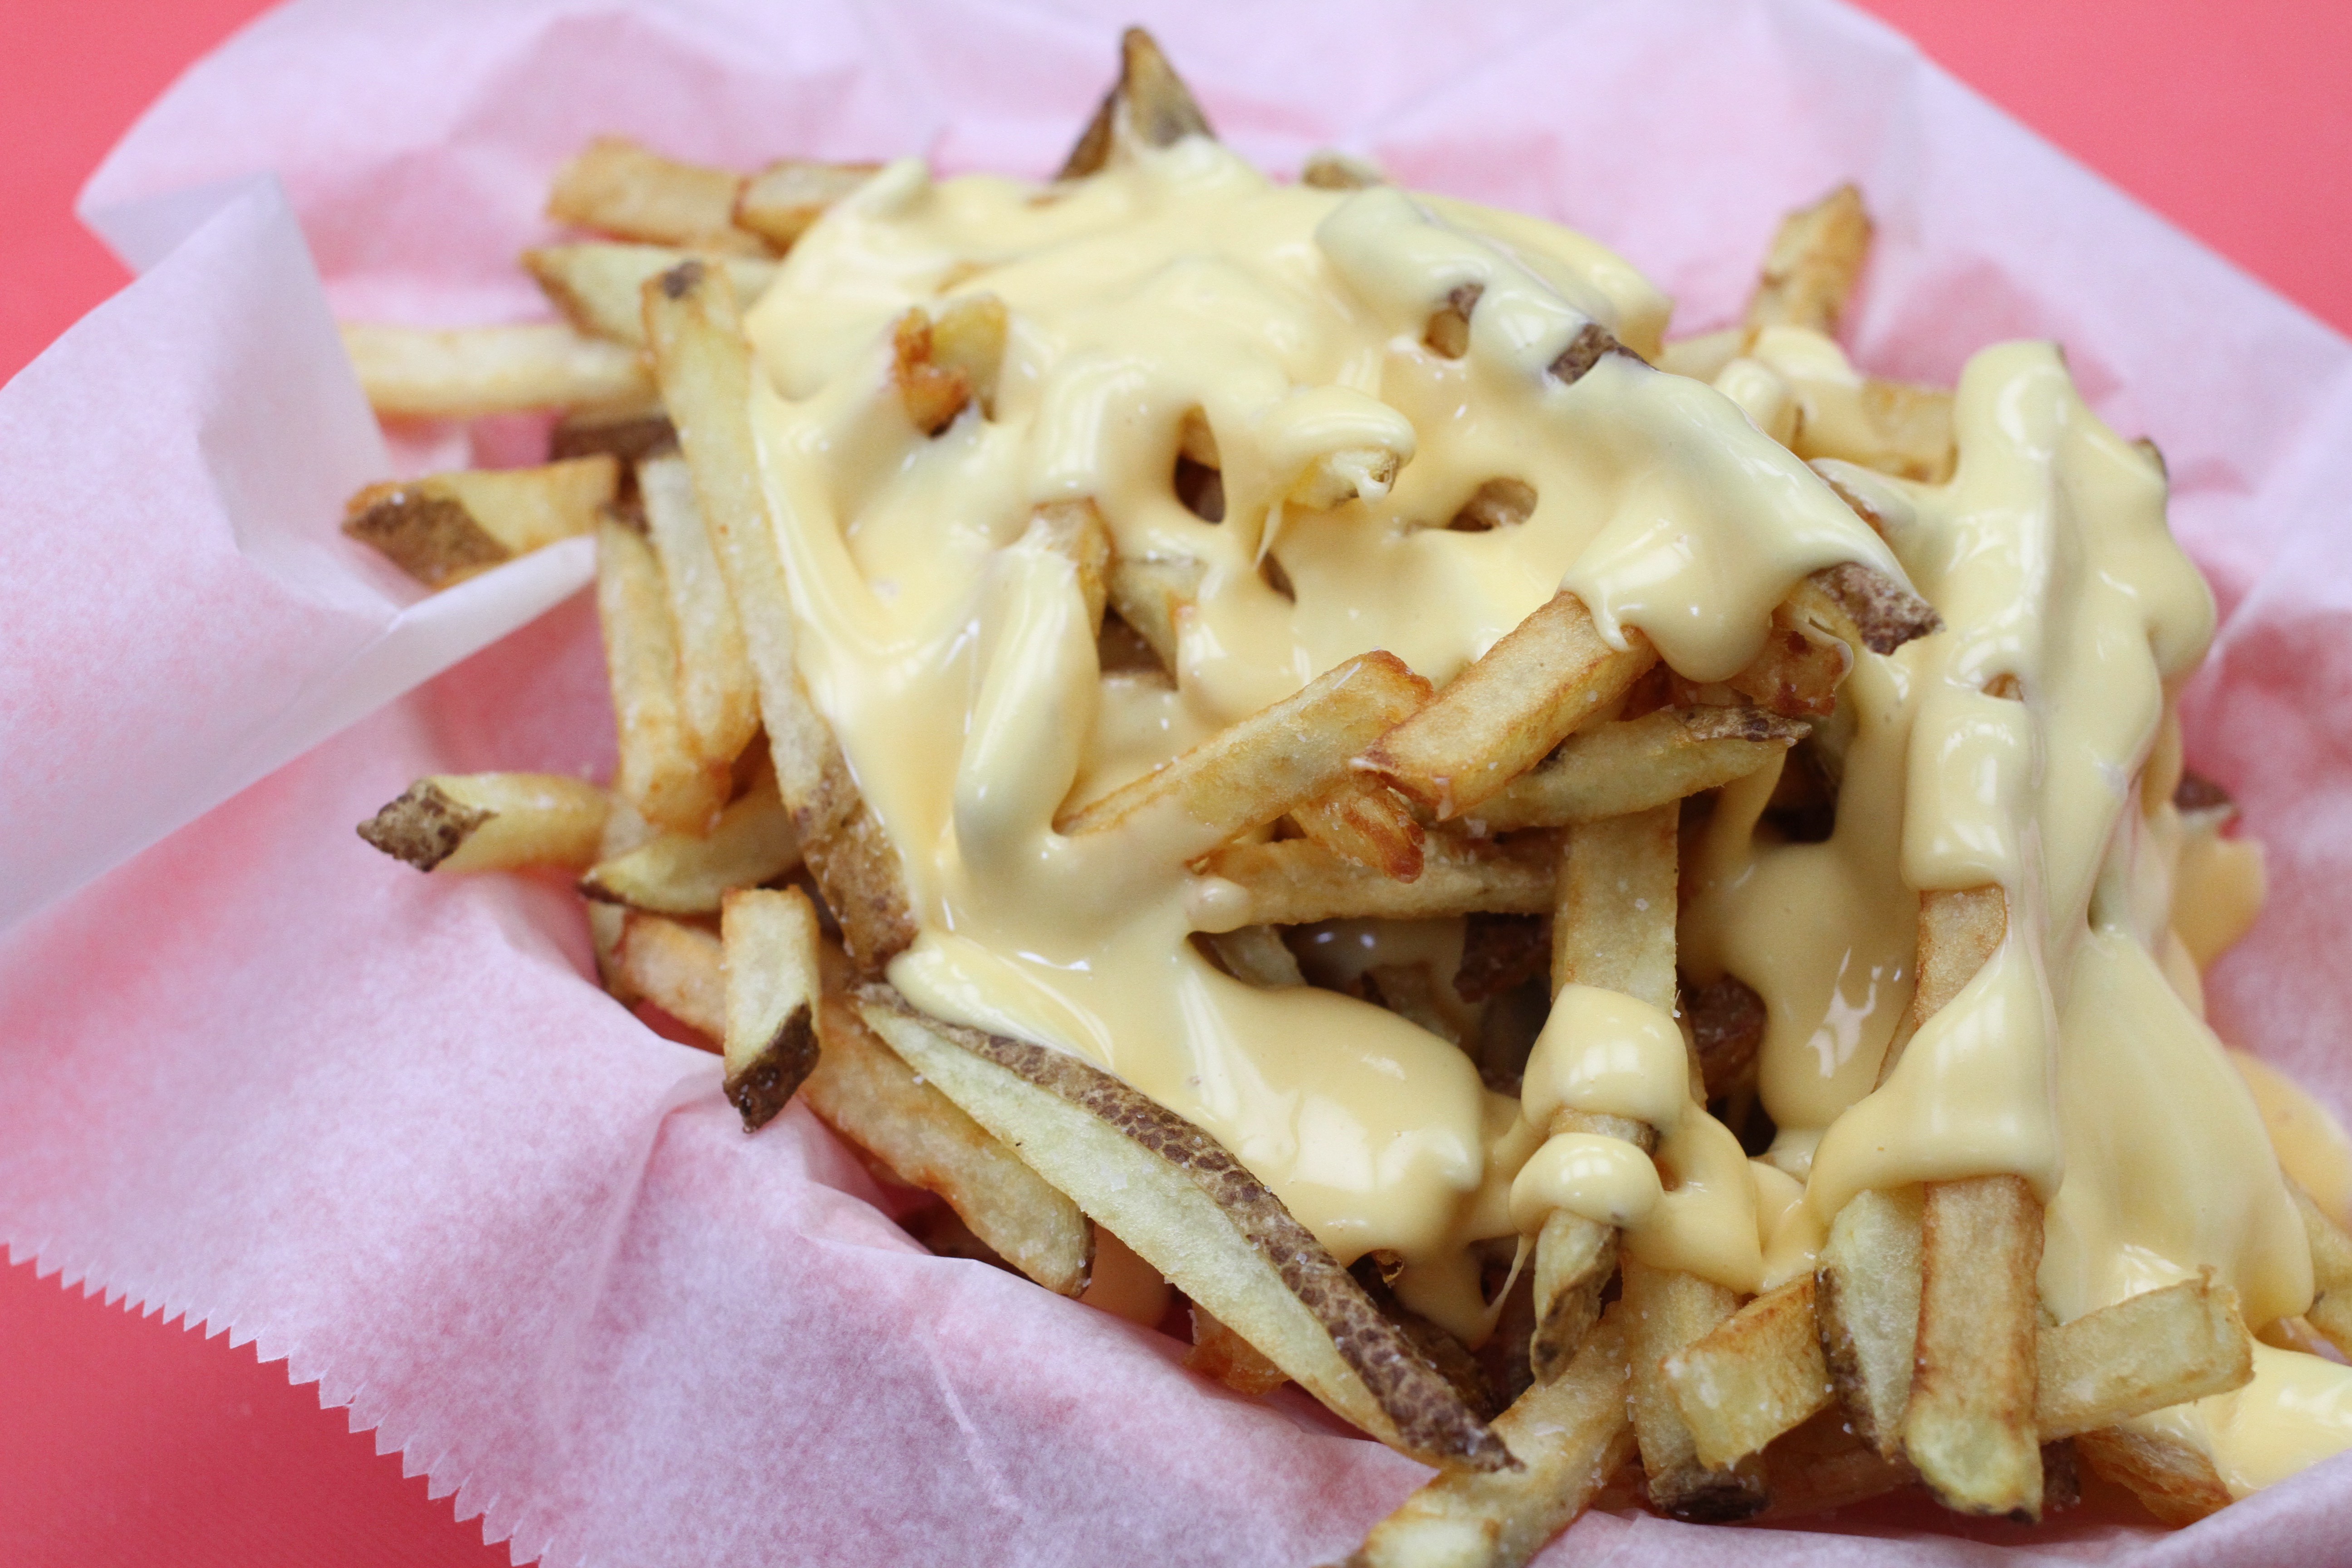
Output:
[1, 2, 2347, 1565]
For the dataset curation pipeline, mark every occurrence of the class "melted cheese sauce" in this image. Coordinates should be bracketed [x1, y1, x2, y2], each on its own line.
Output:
[739, 139, 2352, 1484]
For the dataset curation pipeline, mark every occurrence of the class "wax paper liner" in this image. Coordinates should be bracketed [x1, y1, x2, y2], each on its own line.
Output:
[4, 0, 2350, 1563]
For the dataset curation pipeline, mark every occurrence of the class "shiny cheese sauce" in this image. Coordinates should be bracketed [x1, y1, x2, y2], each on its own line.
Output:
[739, 138, 2352, 1488]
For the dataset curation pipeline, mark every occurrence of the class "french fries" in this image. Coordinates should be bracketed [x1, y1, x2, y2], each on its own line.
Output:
[344, 456, 617, 589]
[805, 998, 1091, 1296]
[340, 323, 652, 419]
[336, 37, 2336, 1559]
[357, 773, 609, 872]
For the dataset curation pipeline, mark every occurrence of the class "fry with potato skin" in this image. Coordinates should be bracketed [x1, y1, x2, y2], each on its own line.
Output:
[2290, 1182, 2352, 1356]
[805, 998, 1091, 1297]
[1663, 1275, 1835, 1469]
[547, 137, 764, 254]
[344, 456, 617, 589]
[1059, 650, 1431, 855]
[1469, 706, 1804, 832]
[2035, 1273, 2252, 1440]
[1362, 591, 1656, 821]
[719, 887, 822, 1130]
[1622, 1256, 1771, 1520]
[525, 244, 775, 348]
[1745, 183, 1872, 337]
[357, 773, 611, 874]
[596, 518, 731, 835]
[579, 770, 799, 915]
[1814, 1183, 1924, 1456]
[1188, 1304, 1290, 1395]
[340, 323, 652, 420]
[1058, 26, 1215, 180]
[1190, 833, 1553, 932]
[856, 989, 1511, 1472]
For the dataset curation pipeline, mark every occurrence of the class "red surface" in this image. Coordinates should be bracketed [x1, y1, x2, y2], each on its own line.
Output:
[0, 2, 2345, 1565]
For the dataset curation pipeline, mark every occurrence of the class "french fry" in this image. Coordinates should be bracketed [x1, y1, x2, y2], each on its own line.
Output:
[1721, 594, 1853, 717]
[806, 998, 1091, 1296]
[734, 159, 881, 251]
[1453, 914, 1551, 1004]
[1685, 972, 1767, 1099]
[339, 323, 652, 420]
[1814, 1183, 1924, 1456]
[1188, 1304, 1290, 1395]
[642, 261, 913, 970]
[596, 518, 731, 834]
[550, 405, 676, 468]
[581, 769, 799, 914]
[588, 798, 657, 1000]
[1529, 804, 1681, 1380]
[857, 990, 1510, 1471]
[1467, 706, 1803, 831]
[344, 456, 617, 589]
[1663, 1275, 1834, 1468]
[1745, 183, 1872, 337]
[1756, 1409, 1916, 1520]
[524, 244, 776, 348]
[720, 887, 822, 1130]
[356, 772, 610, 873]
[1025, 500, 1112, 634]
[1058, 26, 1215, 180]
[1058, 651, 1431, 856]
[2036, 1274, 2253, 1439]
[1300, 150, 1384, 191]
[2075, 1427, 2234, 1528]
[1189, 833, 1554, 932]
[1341, 1301, 1634, 1568]
[639, 452, 760, 770]
[1202, 926, 1304, 989]
[547, 136, 764, 254]
[1820, 379, 1958, 485]
[1289, 772, 1426, 879]
[1622, 1256, 1771, 1519]
[1788, 563, 1944, 658]
[613, 911, 725, 1040]
[2289, 1182, 2352, 1355]
[892, 295, 1009, 433]
[1104, 551, 1205, 672]
[1361, 591, 1657, 820]
[1364, 963, 1469, 1050]
[1447, 477, 1537, 533]
[1906, 1173, 2044, 1518]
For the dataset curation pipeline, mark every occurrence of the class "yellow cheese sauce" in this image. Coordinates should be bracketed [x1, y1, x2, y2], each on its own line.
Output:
[738, 137, 2352, 1483]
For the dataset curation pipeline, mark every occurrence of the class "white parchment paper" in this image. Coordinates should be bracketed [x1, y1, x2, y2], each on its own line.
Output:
[5, 1, 2350, 1563]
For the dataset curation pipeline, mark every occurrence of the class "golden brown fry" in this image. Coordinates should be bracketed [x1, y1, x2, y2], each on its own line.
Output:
[2036, 1274, 2252, 1440]
[1529, 1202, 1625, 1383]
[1343, 1303, 1634, 1568]
[1470, 706, 1803, 831]
[551, 404, 676, 468]
[1203, 925, 1304, 989]
[1058, 26, 1215, 180]
[1723, 594, 1853, 717]
[733, 159, 880, 251]
[1289, 772, 1426, 879]
[2076, 1427, 2233, 1528]
[356, 772, 610, 873]
[858, 990, 1509, 1470]
[341, 324, 652, 420]
[1814, 1183, 1924, 1456]
[1300, 149, 1385, 190]
[1025, 500, 1112, 634]
[2291, 1182, 2352, 1355]
[1756, 1409, 1916, 1520]
[1622, 1258, 1771, 1521]
[613, 911, 725, 1040]
[807, 998, 1092, 1296]
[1059, 651, 1430, 856]
[639, 452, 760, 770]
[547, 136, 763, 254]
[892, 295, 1008, 434]
[344, 456, 618, 590]
[1550, 803, 1680, 1008]
[1361, 591, 1656, 820]
[1792, 563, 1945, 657]
[1188, 1303, 1290, 1395]
[1799, 379, 1957, 485]
[1663, 1275, 1835, 1468]
[643, 262, 913, 969]
[1189, 833, 1553, 932]
[579, 769, 799, 914]
[525, 243, 775, 348]
[720, 886, 822, 1131]
[1879, 885, 2008, 1083]
[597, 518, 731, 834]
[1745, 183, 1872, 337]
[1906, 1174, 2044, 1518]
[1104, 551, 1205, 672]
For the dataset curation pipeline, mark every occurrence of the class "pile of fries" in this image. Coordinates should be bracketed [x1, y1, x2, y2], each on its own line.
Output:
[341, 27, 2351, 1565]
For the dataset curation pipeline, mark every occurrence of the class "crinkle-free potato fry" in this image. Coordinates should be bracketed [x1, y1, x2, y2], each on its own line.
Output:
[1058, 25, 1215, 180]
[734, 159, 881, 251]
[1188, 1304, 1290, 1395]
[340, 323, 652, 419]
[580, 771, 799, 915]
[1289, 771, 1426, 879]
[2076, 1427, 2234, 1528]
[1362, 590, 1656, 820]
[358, 773, 611, 874]
[343, 455, 617, 589]
[1342, 1304, 1633, 1568]
[1058, 650, 1430, 857]
[1663, 1275, 1834, 1469]
[1815, 1183, 1924, 1456]
[2035, 1273, 2252, 1440]
[547, 136, 765, 254]
[1470, 706, 1803, 831]
[1745, 182, 1872, 337]
[1622, 1256, 1771, 1521]
[857, 990, 1509, 1472]
[595, 518, 731, 835]
[613, 911, 725, 1041]
[806, 999, 1091, 1297]
[639, 451, 760, 771]
[1189, 833, 1554, 932]
[719, 886, 822, 1131]
[2291, 1181, 2352, 1355]
[525, 243, 777, 348]
[1906, 1173, 2045, 1519]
